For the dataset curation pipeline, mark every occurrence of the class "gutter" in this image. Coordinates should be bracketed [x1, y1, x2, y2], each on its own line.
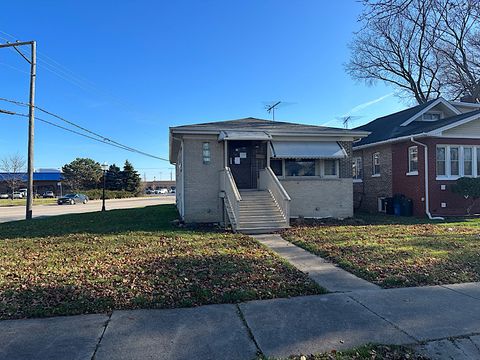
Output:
[410, 136, 444, 220]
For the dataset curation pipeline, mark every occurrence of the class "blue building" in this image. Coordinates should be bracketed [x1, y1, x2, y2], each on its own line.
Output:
[0, 170, 63, 196]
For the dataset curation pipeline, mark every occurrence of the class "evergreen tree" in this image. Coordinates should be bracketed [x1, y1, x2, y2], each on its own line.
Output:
[62, 158, 102, 191]
[121, 160, 141, 193]
[105, 164, 123, 190]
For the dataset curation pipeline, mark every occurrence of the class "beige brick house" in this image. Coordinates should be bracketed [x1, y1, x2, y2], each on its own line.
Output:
[169, 117, 368, 233]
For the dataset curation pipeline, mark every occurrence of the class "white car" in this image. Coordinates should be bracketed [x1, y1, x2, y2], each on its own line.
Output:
[11, 192, 23, 199]
[158, 188, 168, 194]
[0, 193, 9, 199]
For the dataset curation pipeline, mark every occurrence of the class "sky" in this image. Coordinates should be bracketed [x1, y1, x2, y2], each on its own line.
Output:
[0, 0, 408, 181]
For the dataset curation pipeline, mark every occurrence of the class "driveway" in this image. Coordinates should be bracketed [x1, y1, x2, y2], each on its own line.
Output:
[0, 195, 176, 223]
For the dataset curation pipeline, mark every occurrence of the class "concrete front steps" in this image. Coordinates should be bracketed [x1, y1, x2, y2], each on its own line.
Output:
[236, 190, 289, 234]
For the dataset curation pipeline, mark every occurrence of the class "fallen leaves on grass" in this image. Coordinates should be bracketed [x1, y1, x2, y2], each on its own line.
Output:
[285, 220, 480, 288]
[0, 208, 323, 319]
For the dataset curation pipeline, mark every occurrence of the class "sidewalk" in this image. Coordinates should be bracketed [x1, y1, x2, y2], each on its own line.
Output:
[2, 283, 480, 360]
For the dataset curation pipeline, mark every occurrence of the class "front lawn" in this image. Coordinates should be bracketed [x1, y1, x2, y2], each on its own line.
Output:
[0, 205, 323, 319]
[284, 214, 480, 288]
[0, 198, 57, 207]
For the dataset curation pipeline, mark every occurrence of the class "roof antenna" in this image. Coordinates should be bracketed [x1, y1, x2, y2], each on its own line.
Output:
[335, 115, 364, 129]
[265, 101, 281, 121]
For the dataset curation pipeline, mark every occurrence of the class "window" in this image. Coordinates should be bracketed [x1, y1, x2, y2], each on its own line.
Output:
[372, 152, 380, 176]
[352, 157, 363, 181]
[436, 147, 446, 176]
[202, 142, 211, 164]
[285, 159, 315, 176]
[450, 147, 459, 176]
[408, 146, 418, 173]
[478, 148, 480, 176]
[422, 112, 442, 121]
[464, 147, 473, 176]
[270, 159, 283, 176]
[323, 159, 338, 177]
[437, 145, 480, 179]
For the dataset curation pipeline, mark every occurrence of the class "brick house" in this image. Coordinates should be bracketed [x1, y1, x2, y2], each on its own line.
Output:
[352, 98, 480, 217]
[169, 117, 368, 233]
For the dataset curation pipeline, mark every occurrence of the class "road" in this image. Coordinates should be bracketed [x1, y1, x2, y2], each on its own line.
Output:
[0, 196, 176, 223]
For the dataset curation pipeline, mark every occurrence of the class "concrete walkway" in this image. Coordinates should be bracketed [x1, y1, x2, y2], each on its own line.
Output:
[253, 234, 380, 292]
[2, 283, 480, 359]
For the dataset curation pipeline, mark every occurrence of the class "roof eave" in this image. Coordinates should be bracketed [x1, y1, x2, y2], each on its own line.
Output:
[353, 133, 428, 150]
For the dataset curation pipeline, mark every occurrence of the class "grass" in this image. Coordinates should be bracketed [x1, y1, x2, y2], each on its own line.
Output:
[0, 204, 323, 319]
[284, 213, 480, 288]
[283, 344, 426, 360]
[0, 198, 57, 207]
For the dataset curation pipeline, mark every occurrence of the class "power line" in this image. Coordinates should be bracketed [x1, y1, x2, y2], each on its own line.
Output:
[0, 106, 169, 162]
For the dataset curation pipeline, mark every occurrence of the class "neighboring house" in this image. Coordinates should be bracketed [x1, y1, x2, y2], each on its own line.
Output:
[352, 98, 480, 217]
[0, 170, 63, 195]
[169, 117, 368, 233]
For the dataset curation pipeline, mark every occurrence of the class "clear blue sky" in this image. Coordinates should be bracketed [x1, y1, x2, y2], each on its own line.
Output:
[0, 0, 407, 181]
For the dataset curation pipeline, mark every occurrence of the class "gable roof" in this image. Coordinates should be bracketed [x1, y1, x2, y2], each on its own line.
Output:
[170, 117, 367, 136]
[353, 100, 480, 148]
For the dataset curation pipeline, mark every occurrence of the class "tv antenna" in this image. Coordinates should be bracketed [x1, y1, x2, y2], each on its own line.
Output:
[263, 101, 296, 121]
[335, 115, 363, 129]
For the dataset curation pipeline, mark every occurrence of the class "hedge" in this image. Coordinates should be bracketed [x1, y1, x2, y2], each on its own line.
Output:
[82, 190, 139, 200]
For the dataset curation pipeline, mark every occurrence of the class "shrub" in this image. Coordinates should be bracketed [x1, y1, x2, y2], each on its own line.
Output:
[82, 189, 139, 200]
[451, 177, 480, 215]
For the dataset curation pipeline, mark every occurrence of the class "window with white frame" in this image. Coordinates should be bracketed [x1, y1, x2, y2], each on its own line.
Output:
[436, 145, 480, 178]
[285, 159, 316, 176]
[352, 157, 363, 180]
[372, 152, 380, 176]
[323, 159, 338, 177]
[464, 147, 473, 176]
[477, 148, 480, 177]
[202, 142, 211, 164]
[450, 146, 460, 176]
[422, 112, 442, 121]
[408, 146, 418, 173]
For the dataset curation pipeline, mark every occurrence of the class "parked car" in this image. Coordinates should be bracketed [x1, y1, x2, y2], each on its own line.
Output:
[145, 189, 154, 195]
[158, 188, 168, 194]
[11, 192, 23, 199]
[0, 193, 9, 199]
[18, 188, 28, 197]
[42, 191, 55, 198]
[57, 193, 89, 205]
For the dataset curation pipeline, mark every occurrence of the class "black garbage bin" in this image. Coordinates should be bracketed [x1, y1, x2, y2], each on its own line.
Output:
[385, 197, 394, 215]
[400, 197, 413, 216]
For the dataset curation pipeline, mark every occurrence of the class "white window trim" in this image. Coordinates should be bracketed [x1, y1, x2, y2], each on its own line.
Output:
[422, 111, 443, 121]
[322, 159, 340, 178]
[372, 152, 380, 176]
[436, 144, 479, 180]
[408, 146, 419, 175]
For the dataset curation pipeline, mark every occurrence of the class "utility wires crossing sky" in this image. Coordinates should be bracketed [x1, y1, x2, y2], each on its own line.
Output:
[0, 97, 169, 162]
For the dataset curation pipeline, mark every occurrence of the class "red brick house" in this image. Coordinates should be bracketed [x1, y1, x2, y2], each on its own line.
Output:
[352, 98, 480, 217]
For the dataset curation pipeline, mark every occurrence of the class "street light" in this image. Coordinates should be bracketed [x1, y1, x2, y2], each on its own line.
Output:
[101, 162, 108, 212]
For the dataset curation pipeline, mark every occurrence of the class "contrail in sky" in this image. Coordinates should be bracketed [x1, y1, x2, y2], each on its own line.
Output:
[321, 92, 394, 126]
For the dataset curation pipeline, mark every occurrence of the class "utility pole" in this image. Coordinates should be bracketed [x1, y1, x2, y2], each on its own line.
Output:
[0, 40, 36, 220]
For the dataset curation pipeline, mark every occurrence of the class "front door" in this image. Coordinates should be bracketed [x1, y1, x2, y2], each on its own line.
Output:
[228, 141, 255, 189]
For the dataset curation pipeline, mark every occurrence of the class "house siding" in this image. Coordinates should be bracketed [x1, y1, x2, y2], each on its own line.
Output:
[280, 178, 353, 218]
[182, 136, 224, 223]
[352, 144, 393, 213]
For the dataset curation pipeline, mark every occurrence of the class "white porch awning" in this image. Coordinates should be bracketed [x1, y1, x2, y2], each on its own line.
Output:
[270, 141, 347, 159]
[218, 130, 272, 141]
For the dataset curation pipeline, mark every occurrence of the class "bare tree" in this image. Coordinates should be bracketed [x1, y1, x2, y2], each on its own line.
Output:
[347, 0, 480, 104]
[0, 153, 26, 198]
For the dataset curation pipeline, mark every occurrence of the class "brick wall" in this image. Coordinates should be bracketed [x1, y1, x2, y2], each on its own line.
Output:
[352, 144, 393, 213]
[391, 141, 426, 216]
[183, 136, 224, 223]
[339, 141, 353, 178]
[423, 137, 480, 216]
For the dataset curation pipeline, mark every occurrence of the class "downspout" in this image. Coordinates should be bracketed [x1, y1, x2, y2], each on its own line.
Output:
[410, 137, 444, 220]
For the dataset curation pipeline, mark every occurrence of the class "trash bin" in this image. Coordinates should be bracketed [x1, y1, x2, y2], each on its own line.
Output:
[393, 194, 403, 216]
[400, 198, 413, 216]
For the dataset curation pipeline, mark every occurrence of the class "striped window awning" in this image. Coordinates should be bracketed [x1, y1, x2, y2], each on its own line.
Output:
[270, 141, 347, 159]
